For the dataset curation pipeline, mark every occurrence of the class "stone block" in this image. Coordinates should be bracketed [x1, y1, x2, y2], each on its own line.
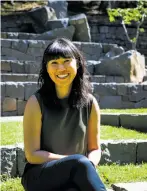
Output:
[17, 100, 27, 116]
[117, 84, 128, 95]
[121, 101, 135, 109]
[11, 60, 25, 73]
[100, 96, 122, 109]
[91, 75, 106, 83]
[25, 83, 38, 100]
[34, 26, 75, 41]
[0, 146, 17, 177]
[86, 61, 94, 75]
[16, 144, 26, 177]
[100, 140, 137, 165]
[81, 43, 102, 59]
[93, 83, 117, 96]
[1, 60, 11, 72]
[114, 76, 124, 83]
[29, 6, 57, 27]
[2, 111, 17, 116]
[1, 32, 7, 38]
[29, 40, 44, 48]
[99, 26, 109, 33]
[6, 82, 25, 99]
[106, 76, 114, 83]
[46, 18, 69, 30]
[135, 98, 147, 108]
[24, 61, 40, 74]
[48, 0, 68, 19]
[127, 84, 143, 95]
[74, 42, 82, 50]
[112, 182, 147, 191]
[137, 141, 147, 163]
[27, 47, 44, 57]
[69, 14, 91, 42]
[120, 114, 147, 132]
[1, 82, 6, 97]
[128, 92, 147, 101]
[143, 84, 147, 90]
[1, 47, 33, 61]
[1, 39, 11, 48]
[101, 114, 120, 126]
[3, 97, 17, 112]
[12, 40, 28, 54]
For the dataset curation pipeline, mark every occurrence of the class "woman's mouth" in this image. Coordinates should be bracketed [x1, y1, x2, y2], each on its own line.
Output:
[57, 74, 69, 79]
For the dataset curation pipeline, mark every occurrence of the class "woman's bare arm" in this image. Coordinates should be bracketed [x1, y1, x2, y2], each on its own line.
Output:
[23, 95, 67, 164]
[87, 96, 101, 166]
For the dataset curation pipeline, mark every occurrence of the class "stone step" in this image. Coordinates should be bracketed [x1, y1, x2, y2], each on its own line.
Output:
[1, 82, 147, 116]
[1, 38, 121, 61]
[1, 140, 147, 177]
[111, 182, 147, 191]
[1, 73, 38, 82]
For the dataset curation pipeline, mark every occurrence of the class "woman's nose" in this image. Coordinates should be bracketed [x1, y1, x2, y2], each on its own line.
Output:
[57, 64, 66, 70]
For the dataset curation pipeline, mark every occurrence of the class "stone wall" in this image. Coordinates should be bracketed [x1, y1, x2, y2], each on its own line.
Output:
[88, 15, 147, 56]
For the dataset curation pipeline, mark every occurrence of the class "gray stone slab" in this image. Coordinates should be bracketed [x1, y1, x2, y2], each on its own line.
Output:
[46, 18, 69, 30]
[100, 96, 122, 109]
[135, 98, 147, 108]
[137, 141, 147, 163]
[1, 60, 11, 72]
[25, 82, 38, 100]
[100, 140, 137, 165]
[128, 92, 147, 102]
[48, 0, 68, 19]
[117, 84, 128, 95]
[5, 82, 25, 99]
[24, 61, 41, 74]
[1, 82, 6, 97]
[27, 47, 44, 57]
[12, 40, 28, 54]
[127, 84, 143, 95]
[29, 40, 44, 48]
[16, 144, 26, 177]
[11, 60, 25, 73]
[1, 39, 12, 48]
[17, 100, 27, 116]
[93, 83, 117, 96]
[91, 75, 106, 83]
[101, 114, 120, 126]
[120, 114, 147, 132]
[0, 146, 17, 177]
[111, 182, 147, 191]
[69, 14, 91, 42]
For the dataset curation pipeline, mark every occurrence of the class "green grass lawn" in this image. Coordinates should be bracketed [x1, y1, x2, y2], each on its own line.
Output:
[101, 108, 147, 114]
[1, 122, 147, 146]
[1, 163, 147, 190]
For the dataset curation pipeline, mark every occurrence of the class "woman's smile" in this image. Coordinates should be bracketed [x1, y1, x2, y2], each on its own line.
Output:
[57, 73, 70, 79]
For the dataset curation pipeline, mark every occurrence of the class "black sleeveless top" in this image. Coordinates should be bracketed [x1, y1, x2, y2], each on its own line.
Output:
[35, 92, 93, 156]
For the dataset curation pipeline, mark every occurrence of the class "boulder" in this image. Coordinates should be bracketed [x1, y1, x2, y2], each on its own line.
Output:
[47, 0, 68, 19]
[29, 6, 57, 27]
[69, 14, 91, 42]
[95, 50, 146, 83]
[34, 25, 75, 41]
[45, 18, 69, 31]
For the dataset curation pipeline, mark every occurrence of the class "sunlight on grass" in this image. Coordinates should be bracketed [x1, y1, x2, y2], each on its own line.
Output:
[98, 163, 147, 187]
[1, 122, 147, 146]
[1, 121, 23, 146]
[101, 125, 147, 140]
[101, 108, 147, 114]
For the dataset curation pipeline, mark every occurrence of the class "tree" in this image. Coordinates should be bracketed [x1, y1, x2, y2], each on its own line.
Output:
[107, 0, 147, 50]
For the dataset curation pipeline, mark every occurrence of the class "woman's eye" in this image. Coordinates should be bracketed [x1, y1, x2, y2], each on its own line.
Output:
[64, 60, 70, 63]
[51, 62, 58, 65]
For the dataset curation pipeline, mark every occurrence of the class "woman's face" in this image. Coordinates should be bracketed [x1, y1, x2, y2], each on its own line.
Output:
[47, 57, 78, 87]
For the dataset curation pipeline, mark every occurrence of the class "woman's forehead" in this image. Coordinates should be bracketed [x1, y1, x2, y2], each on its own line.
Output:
[49, 57, 74, 62]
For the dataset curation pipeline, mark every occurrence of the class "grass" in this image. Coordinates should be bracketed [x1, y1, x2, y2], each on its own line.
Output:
[1, 1, 48, 16]
[0, 163, 147, 190]
[1, 122, 147, 146]
[101, 108, 147, 114]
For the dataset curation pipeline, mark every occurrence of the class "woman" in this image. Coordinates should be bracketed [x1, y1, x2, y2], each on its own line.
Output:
[21, 38, 106, 191]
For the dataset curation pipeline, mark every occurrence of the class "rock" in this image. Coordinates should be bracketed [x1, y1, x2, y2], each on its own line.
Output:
[1, 146, 17, 177]
[16, 144, 26, 177]
[3, 97, 17, 112]
[29, 6, 57, 28]
[111, 182, 147, 191]
[137, 141, 147, 163]
[47, 0, 68, 19]
[34, 25, 75, 41]
[24, 82, 38, 100]
[45, 18, 69, 30]
[69, 14, 91, 42]
[17, 100, 27, 116]
[101, 114, 120, 126]
[95, 50, 146, 83]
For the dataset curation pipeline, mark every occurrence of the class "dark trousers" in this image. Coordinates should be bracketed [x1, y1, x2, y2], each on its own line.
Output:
[21, 154, 106, 191]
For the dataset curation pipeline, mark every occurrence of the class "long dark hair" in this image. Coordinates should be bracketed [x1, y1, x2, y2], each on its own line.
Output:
[38, 38, 92, 109]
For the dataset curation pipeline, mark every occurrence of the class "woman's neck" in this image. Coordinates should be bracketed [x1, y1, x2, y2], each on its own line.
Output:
[55, 85, 72, 99]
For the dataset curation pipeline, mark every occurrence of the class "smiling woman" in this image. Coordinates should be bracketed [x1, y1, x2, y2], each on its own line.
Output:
[21, 38, 106, 191]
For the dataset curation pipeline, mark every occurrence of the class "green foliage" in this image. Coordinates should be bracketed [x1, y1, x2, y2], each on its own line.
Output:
[107, 1, 147, 25]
